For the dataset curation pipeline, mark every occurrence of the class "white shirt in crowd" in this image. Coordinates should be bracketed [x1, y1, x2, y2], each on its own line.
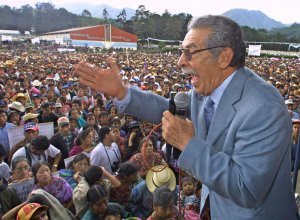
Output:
[11, 144, 61, 165]
[90, 142, 121, 174]
[0, 162, 10, 179]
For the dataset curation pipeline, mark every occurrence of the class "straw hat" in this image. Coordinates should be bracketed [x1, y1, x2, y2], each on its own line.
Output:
[146, 165, 176, 193]
[8, 101, 25, 112]
[31, 80, 42, 87]
[23, 113, 39, 122]
[12, 93, 28, 103]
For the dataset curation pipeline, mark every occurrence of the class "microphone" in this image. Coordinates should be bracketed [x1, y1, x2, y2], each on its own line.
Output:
[166, 92, 190, 162]
[174, 92, 190, 118]
[173, 92, 190, 159]
[166, 92, 177, 163]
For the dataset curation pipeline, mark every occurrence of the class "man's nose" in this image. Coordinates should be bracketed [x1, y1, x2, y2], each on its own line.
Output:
[177, 53, 188, 69]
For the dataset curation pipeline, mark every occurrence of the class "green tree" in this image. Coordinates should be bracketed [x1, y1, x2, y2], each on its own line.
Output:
[102, 8, 109, 22]
[82, 9, 91, 17]
[0, 6, 15, 29]
[134, 5, 149, 20]
[117, 9, 127, 27]
[20, 5, 34, 32]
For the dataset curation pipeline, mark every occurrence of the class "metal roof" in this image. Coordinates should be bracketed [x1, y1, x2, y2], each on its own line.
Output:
[41, 25, 103, 35]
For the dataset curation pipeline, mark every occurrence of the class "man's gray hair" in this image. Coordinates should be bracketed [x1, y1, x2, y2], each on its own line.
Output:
[188, 15, 246, 68]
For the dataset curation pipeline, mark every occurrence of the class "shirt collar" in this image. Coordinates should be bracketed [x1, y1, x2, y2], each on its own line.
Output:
[208, 71, 237, 108]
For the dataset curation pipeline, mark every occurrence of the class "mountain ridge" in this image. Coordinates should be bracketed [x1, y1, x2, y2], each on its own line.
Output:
[58, 3, 136, 20]
[222, 8, 286, 30]
[58, 4, 289, 30]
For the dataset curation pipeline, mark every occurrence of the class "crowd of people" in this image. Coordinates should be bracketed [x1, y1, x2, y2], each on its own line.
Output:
[0, 28, 299, 220]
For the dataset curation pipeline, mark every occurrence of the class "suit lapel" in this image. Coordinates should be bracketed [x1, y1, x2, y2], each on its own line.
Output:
[192, 92, 207, 139]
[198, 99, 207, 139]
[207, 69, 248, 142]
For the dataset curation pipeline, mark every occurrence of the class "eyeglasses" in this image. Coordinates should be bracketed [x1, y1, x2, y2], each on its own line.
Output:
[178, 46, 226, 61]
[15, 165, 30, 172]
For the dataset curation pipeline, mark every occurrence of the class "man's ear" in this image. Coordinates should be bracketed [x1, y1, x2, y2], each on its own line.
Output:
[218, 47, 234, 69]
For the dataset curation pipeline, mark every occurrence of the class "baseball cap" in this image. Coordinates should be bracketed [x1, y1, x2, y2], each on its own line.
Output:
[57, 117, 69, 126]
[25, 103, 34, 109]
[285, 99, 294, 105]
[41, 102, 50, 108]
[128, 120, 141, 129]
[16, 203, 48, 220]
[32, 94, 41, 99]
[54, 102, 62, 108]
[0, 100, 8, 107]
[24, 122, 39, 132]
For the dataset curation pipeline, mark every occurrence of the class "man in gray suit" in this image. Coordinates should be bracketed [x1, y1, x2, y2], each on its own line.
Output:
[75, 15, 299, 219]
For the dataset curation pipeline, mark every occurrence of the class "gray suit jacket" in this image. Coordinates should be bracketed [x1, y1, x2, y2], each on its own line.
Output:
[121, 67, 299, 220]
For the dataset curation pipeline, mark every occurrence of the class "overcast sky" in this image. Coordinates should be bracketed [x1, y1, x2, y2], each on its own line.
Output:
[2, 0, 300, 24]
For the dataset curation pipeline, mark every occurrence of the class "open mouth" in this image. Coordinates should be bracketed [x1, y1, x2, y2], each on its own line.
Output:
[191, 75, 198, 85]
[181, 67, 196, 76]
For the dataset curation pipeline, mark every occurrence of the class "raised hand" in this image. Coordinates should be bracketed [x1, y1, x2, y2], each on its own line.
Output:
[74, 56, 128, 100]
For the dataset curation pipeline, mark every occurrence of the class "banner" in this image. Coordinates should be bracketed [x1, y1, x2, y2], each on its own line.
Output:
[31, 37, 40, 44]
[57, 48, 76, 52]
[55, 38, 64, 45]
[8, 122, 54, 150]
[64, 155, 76, 168]
[10, 178, 35, 202]
[248, 45, 262, 56]
[1, 35, 12, 41]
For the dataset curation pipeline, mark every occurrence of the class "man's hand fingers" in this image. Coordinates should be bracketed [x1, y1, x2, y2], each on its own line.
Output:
[163, 111, 175, 121]
[106, 56, 121, 72]
[79, 78, 95, 89]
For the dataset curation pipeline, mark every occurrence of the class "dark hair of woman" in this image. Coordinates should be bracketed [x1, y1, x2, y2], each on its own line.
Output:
[74, 127, 94, 146]
[86, 185, 107, 204]
[68, 108, 80, 118]
[117, 162, 138, 178]
[31, 161, 50, 184]
[11, 156, 30, 171]
[138, 136, 157, 151]
[67, 152, 90, 170]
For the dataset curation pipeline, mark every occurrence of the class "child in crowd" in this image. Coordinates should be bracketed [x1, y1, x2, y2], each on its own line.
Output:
[178, 177, 200, 213]
[69, 116, 79, 136]
[147, 186, 176, 220]
[104, 203, 123, 220]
